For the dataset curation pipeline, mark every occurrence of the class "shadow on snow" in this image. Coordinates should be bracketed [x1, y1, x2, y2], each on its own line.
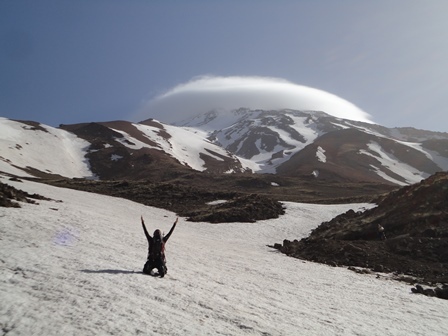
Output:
[80, 269, 140, 275]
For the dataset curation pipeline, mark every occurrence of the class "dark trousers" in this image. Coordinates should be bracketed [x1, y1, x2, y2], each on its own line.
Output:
[378, 232, 386, 240]
[143, 257, 167, 277]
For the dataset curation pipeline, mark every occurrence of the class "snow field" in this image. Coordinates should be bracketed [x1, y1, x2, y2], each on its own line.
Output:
[0, 118, 94, 179]
[1, 177, 448, 336]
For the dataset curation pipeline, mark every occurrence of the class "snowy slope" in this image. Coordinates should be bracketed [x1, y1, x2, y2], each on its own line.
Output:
[1, 176, 447, 336]
[132, 122, 243, 172]
[0, 118, 246, 180]
[0, 118, 96, 179]
[359, 142, 428, 186]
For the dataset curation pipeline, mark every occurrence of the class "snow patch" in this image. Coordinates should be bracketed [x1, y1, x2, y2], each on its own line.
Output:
[0, 118, 95, 179]
[359, 141, 428, 185]
[316, 146, 326, 163]
[207, 200, 228, 205]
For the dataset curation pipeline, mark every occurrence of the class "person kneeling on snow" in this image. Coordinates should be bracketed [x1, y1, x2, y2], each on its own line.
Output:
[141, 215, 178, 277]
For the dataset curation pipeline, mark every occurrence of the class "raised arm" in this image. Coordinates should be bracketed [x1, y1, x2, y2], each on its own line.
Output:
[163, 217, 178, 243]
[141, 216, 152, 242]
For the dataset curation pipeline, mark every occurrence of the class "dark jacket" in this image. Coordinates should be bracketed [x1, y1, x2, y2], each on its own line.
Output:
[141, 216, 177, 261]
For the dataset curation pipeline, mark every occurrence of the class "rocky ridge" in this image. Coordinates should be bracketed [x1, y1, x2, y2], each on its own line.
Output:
[274, 172, 448, 297]
[0, 177, 55, 207]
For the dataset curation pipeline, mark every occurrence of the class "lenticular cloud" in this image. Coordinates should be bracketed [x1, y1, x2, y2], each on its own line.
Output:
[138, 76, 373, 124]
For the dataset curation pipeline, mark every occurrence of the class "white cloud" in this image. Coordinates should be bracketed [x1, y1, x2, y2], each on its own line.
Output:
[136, 76, 373, 124]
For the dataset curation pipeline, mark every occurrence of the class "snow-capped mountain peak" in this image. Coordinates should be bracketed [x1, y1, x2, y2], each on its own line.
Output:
[174, 108, 448, 183]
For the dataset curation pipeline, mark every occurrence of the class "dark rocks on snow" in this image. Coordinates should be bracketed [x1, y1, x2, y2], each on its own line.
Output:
[45, 178, 285, 223]
[274, 172, 448, 291]
[184, 193, 285, 223]
[0, 179, 52, 207]
[411, 284, 448, 300]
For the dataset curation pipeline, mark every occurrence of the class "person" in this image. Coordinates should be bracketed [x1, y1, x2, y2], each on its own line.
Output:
[377, 224, 386, 240]
[141, 215, 178, 277]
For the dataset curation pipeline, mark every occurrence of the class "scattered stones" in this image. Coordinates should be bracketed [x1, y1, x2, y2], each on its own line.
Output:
[411, 284, 448, 300]
[0, 181, 55, 208]
[274, 172, 448, 292]
[44, 179, 285, 223]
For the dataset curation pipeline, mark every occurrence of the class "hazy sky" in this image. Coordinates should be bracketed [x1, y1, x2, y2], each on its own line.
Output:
[1, 1, 447, 132]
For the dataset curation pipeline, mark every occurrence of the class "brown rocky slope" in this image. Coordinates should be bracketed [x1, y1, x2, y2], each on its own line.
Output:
[274, 172, 448, 288]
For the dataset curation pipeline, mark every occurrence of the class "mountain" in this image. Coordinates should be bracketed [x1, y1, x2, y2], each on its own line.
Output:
[1, 109, 447, 186]
[0, 117, 246, 181]
[176, 108, 448, 185]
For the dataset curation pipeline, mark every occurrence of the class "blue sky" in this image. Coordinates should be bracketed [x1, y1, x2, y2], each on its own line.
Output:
[1, 1, 447, 132]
